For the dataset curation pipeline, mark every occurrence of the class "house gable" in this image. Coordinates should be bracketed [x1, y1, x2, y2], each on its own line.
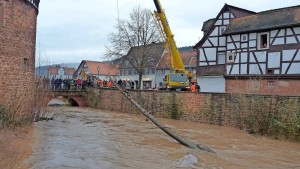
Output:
[194, 4, 256, 68]
[194, 4, 256, 49]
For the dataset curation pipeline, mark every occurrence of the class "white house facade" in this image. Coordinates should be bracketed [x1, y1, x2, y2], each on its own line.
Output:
[48, 67, 75, 80]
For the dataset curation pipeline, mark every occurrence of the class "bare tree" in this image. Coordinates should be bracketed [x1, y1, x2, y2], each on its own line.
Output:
[106, 6, 163, 89]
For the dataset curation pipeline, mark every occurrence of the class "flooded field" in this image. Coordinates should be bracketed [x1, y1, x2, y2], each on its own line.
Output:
[27, 107, 300, 169]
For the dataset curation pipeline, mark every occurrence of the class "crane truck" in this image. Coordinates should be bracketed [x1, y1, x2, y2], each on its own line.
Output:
[153, 0, 193, 90]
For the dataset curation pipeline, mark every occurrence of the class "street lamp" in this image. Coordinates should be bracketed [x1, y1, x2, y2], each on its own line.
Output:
[189, 56, 196, 72]
[97, 65, 100, 80]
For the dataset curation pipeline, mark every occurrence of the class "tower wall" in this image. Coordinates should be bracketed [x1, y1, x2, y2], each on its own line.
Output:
[0, 0, 39, 116]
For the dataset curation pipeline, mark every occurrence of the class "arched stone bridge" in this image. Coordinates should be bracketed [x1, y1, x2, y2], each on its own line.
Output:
[46, 90, 87, 107]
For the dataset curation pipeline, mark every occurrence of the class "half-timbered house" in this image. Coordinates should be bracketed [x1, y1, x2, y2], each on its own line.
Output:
[194, 4, 300, 95]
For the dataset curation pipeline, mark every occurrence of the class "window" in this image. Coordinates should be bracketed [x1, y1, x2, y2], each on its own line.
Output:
[124, 61, 129, 66]
[257, 32, 269, 50]
[24, 58, 29, 65]
[241, 34, 248, 42]
[226, 51, 235, 63]
[132, 69, 136, 75]
[150, 68, 155, 74]
[144, 68, 149, 75]
[124, 70, 129, 75]
[219, 26, 226, 35]
[267, 69, 274, 75]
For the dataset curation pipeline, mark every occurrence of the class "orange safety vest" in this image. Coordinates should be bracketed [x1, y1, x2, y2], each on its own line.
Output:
[191, 84, 196, 92]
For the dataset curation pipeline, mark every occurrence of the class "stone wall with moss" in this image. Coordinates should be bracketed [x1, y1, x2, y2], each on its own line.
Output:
[87, 88, 300, 141]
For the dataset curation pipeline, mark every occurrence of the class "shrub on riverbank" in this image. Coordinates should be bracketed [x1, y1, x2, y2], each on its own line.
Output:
[0, 105, 32, 129]
[226, 94, 300, 141]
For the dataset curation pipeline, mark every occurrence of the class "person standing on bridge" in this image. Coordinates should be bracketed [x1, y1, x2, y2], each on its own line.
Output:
[191, 83, 196, 92]
[98, 79, 103, 87]
[107, 80, 113, 87]
[77, 78, 81, 89]
[196, 83, 201, 92]
[51, 77, 55, 90]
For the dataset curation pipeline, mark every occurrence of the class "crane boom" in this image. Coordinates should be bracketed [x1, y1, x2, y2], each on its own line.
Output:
[153, 0, 192, 90]
[153, 0, 186, 73]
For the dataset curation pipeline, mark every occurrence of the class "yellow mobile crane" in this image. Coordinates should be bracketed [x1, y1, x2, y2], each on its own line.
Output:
[153, 0, 193, 90]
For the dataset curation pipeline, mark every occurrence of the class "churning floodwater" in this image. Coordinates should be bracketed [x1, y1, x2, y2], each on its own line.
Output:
[27, 107, 300, 169]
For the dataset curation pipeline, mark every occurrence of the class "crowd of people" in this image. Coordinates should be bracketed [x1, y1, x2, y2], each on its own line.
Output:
[48, 77, 121, 90]
[37, 76, 200, 92]
[37, 76, 135, 90]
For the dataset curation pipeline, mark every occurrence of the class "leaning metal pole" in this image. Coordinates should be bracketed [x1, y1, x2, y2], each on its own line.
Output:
[106, 75, 215, 153]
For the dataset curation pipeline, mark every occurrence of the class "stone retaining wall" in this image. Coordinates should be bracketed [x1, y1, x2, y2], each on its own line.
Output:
[86, 88, 300, 140]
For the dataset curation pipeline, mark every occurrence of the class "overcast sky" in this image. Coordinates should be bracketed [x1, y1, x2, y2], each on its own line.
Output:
[36, 0, 300, 66]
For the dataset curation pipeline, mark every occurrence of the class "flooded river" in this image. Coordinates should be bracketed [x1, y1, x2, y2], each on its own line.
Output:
[27, 107, 300, 169]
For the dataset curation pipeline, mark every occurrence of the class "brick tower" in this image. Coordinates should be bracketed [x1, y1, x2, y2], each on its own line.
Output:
[0, 0, 40, 117]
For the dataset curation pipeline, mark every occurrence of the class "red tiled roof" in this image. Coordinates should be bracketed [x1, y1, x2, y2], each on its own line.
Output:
[156, 50, 197, 69]
[64, 68, 76, 75]
[48, 67, 75, 75]
[84, 61, 119, 76]
[224, 5, 300, 35]
[48, 67, 58, 75]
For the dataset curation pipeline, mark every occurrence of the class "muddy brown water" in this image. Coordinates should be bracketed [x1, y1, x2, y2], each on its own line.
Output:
[27, 107, 300, 169]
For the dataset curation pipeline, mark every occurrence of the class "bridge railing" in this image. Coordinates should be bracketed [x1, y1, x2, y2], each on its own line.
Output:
[25, 0, 40, 10]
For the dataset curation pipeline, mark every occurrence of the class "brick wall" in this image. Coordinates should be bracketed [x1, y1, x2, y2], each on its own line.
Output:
[87, 88, 300, 140]
[0, 0, 38, 116]
[226, 79, 300, 96]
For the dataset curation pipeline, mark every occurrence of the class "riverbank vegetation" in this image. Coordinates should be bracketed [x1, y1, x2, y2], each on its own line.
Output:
[0, 105, 32, 129]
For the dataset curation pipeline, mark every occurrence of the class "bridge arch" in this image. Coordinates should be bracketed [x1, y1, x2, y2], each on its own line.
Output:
[46, 90, 87, 107]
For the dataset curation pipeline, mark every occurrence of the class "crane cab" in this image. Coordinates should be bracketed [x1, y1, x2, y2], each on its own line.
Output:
[164, 72, 189, 90]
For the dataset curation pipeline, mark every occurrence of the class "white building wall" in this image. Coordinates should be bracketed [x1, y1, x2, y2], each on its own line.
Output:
[225, 26, 300, 76]
[268, 52, 281, 68]
[288, 63, 300, 74]
[205, 48, 217, 62]
[255, 51, 267, 62]
[197, 76, 225, 93]
[294, 27, 300, 34]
